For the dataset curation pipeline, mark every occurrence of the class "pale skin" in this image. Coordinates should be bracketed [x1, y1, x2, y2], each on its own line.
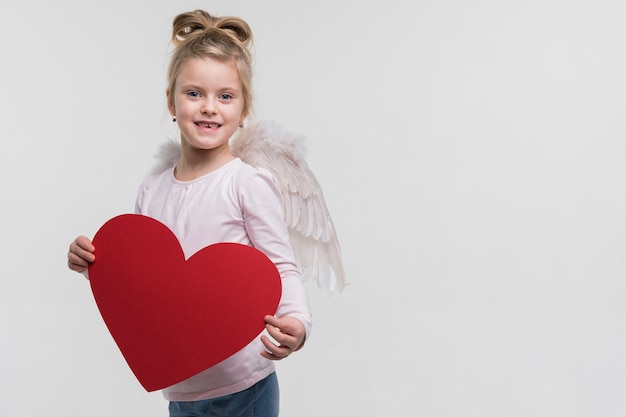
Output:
[67, 56, 305, 361]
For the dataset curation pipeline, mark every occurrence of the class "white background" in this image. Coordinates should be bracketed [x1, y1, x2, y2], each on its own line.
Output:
[1, 0, 626, 416]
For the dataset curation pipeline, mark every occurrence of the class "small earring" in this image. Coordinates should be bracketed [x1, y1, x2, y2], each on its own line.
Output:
[172, 116, 177, 122]
[238, 122, 244, 128]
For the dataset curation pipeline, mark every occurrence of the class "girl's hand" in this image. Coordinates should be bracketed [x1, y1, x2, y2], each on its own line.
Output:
[260, 315, 306, 361]
[67, 235, 95, 273]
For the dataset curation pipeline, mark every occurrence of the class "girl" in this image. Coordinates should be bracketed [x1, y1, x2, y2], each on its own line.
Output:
[67, 9, 312, 417]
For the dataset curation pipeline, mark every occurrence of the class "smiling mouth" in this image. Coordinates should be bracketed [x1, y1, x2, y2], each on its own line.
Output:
[195, 122, 221, 128]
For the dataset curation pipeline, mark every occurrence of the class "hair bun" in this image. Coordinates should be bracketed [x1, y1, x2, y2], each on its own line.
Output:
[172, 10, 252, 47]
[215, 17, 252, 47]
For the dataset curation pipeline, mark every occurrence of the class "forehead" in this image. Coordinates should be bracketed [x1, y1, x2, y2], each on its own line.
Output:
[177, 57, 241, 88]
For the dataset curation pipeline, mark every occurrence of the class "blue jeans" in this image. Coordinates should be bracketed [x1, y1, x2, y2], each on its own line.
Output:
[168, 372, 279, 417]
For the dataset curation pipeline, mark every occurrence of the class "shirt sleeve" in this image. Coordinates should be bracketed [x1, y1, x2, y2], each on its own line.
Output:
[236, 166, 312, 339]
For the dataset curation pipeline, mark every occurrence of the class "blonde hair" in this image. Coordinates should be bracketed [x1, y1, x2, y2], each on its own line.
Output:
[166, 10, 254, 118]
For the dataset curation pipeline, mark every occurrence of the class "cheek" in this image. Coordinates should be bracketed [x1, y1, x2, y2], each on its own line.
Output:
[237, 102, 247, 119]
[174, 99, 194, 117]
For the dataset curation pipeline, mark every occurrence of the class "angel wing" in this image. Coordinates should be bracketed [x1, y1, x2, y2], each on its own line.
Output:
[149, 140, 181, 176]
[231, 121, 347, 294]
[149, 121, 347, 294]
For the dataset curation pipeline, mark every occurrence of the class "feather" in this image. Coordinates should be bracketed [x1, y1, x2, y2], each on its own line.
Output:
[149, 139, 181, 176]
[232, 121, 347, 294]
[150, 121, 347, 294]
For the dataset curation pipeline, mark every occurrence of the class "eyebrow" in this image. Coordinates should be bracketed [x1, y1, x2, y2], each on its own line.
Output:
[179, 80, 241, 89]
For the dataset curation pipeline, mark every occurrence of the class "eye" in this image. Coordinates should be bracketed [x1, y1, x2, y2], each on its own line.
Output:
[219, 93, 233, 100]
[187, 90, 201, 98]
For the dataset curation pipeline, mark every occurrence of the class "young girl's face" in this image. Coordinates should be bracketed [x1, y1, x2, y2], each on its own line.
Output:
[169, 57, 246, 155]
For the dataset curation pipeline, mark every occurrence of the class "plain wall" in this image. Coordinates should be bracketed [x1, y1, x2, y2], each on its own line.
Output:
[2, 0, 626, 415]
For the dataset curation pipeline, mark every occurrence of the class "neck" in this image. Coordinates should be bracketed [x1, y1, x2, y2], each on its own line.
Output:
[174, 143, 235, 181]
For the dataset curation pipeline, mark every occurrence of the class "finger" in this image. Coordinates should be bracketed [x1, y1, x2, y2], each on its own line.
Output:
[67, 257, 87, 273]
[265, 323, 294, 347]
[260, 350, 287, 361]
[68, 248, 90, 263]
[68, 251, 87, 265]
[69, 243, 95, 263]
[264, 315, 285, 330]
[72, 238, 95, 254]
[264, 315, 298, 337]
[75, 236, 95, 252]
[260, 335, 291, 360]
[262, 332, 295, 354]
[68, 248, 94, 274]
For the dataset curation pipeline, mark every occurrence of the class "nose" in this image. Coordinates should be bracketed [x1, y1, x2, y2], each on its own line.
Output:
[201, 98, 217, 115]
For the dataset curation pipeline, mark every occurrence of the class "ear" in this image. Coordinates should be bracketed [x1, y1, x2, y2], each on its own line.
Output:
[166, 88, 175, 116]
[239, 108, 248, 125]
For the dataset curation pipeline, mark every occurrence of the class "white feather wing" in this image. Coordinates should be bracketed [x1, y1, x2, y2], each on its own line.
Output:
[231, 121, 347, 294]
[149, 139, 181, 175]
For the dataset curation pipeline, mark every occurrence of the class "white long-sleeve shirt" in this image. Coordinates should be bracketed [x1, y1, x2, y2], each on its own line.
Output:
[135, 157, 312, 401]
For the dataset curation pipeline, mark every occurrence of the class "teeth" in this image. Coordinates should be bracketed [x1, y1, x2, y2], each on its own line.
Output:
[197, 122, 220, 128]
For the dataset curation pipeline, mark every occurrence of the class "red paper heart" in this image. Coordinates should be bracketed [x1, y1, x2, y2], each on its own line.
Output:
[88, 214, 281, 392]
